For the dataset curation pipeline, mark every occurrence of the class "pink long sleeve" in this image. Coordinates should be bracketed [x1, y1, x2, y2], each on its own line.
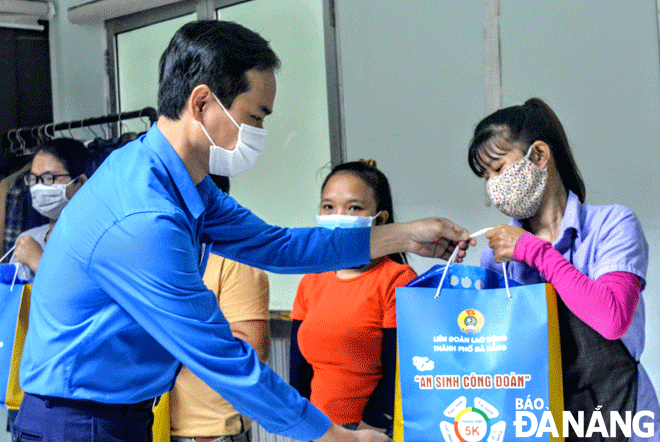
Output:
[513, 232, 640, 340]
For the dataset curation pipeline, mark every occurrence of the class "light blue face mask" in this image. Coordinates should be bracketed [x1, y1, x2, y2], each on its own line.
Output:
[316, 211, 382, 230]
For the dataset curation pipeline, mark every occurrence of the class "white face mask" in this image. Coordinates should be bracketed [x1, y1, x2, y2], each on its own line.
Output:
[317, 211, 382, 230]
[199, 93, 268, 177]
[30, 179, 75, 219]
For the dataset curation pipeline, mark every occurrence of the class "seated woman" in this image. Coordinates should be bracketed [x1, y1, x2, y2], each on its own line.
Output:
[10, 138, 90, 281]
[289, 160, 417, 435]
[467, 97, 659, 441]
[170, 175, 271, 442]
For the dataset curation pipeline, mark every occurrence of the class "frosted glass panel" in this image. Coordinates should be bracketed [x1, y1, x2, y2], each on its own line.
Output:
[116, 13, 196, 133]
[217, 0, 331, 310]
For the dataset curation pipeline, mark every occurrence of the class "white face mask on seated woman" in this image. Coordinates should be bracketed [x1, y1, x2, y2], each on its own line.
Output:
[29, 179, 77, 219]
[316, 211, 382, 230]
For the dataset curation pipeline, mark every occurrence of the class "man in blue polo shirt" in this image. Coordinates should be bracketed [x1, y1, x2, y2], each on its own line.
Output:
[13, 20, 473, 442]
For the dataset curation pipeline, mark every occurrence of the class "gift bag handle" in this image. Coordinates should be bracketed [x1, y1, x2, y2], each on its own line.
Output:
[0, 245, 16, 264]
[0, 245, 20, 292]
[434, 227, 512, 300]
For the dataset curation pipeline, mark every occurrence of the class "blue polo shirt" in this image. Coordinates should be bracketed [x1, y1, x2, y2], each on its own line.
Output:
[19, 124, 371, 440]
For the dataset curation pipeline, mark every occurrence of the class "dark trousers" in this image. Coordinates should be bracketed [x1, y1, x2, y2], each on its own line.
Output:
[6, 409, 18, 433]
[12, 393, 154, 442]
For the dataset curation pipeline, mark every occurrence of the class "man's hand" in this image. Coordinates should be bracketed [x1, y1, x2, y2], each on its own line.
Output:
[315, 423, 392, 442]
[406, 217, 476, 261]
[370, 218, 475, 262]
[13, 235, 43, 273]
[485, 225, 526, 263]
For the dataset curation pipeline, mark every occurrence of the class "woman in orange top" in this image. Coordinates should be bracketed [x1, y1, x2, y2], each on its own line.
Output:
[289, 160, 417, 436]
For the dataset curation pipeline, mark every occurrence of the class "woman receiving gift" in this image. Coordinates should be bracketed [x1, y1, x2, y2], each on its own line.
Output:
[467, 97, 659, 442]
[289, 160, 418, 435]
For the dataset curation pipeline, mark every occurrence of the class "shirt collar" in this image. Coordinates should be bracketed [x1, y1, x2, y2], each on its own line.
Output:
[555, 191, 581, 253]
[510, 190, 581, 252]
[561, 191, 581, 236]
[144, 123, 205, 218]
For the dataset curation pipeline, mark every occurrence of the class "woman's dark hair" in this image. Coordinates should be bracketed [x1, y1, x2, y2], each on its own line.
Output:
[36, 138, 91, 179]
[158, 20, 281, 119]
[210, 175, 230, 194]
[467, 97, 586, 203]
[321, 160, 407, 264]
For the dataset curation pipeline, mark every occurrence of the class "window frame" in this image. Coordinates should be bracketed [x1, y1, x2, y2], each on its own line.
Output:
[104, 0, 345, 164]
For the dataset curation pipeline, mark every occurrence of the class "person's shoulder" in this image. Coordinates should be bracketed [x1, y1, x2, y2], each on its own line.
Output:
[292, 272, 325, 314]
[218, 255, 268, 281]
[299, 271, 326, 286]
[577, 202, 647, 251]
[378, 257, 418, 281]
[85, 142, 187, 220]
[106, 139, 169, 188]
[582, 200, 636, 216]
[581, 202, 641, 230]
[296, 272, 333, 297]
[19, 223, 50, 239]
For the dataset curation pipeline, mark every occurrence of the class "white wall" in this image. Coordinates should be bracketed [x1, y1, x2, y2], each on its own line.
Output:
[217, 0, 333, 311]
[498, 0, 660, 407]
[49, 0, 107, 124]
[336, 0, 660, 411]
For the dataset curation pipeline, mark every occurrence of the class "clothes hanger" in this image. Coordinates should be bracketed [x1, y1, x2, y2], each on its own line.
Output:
[82, 120, 99, 140]
[101, 121, 110, 139]
[45, 123, 55, 139]
[118, 112, 131, 138]
[31, 126, 43, 150]
[117, 112, 124, 136]
[37, 125, 46, 144]
[138, 109, 150, 132]
[7, 129, 17, 153]
[17, 130, 27, 156]
[41, 124, 52, 142]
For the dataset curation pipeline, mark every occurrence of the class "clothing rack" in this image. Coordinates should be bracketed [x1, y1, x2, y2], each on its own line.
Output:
[1, 106, 158, 154]
[0, 107, 158, 180]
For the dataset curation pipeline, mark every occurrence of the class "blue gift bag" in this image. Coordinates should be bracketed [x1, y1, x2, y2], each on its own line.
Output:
[394, 264, 564, 442]
[0, 263, 31, 410]
[0, 264, 171, 441]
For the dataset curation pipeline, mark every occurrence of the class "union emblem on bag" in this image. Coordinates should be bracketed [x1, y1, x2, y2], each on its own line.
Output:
[393, 264, 564, 442]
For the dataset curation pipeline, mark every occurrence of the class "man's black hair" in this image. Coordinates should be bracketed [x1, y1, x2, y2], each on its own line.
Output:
[158, 20, 280, 119]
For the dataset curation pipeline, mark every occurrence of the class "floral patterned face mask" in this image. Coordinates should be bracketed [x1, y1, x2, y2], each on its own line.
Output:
[486, 144, 547, 219]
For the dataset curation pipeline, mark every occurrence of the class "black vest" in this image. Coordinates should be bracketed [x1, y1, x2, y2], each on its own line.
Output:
[557, 293, 637, 441]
